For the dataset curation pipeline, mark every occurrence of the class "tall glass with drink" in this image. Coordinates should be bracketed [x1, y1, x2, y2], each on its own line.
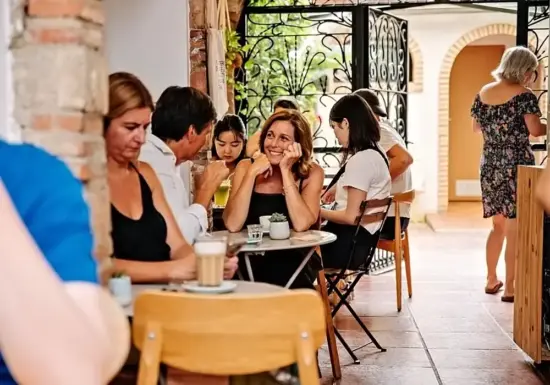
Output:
[214, 179, 231, 207]
[194, 236, 227, 287]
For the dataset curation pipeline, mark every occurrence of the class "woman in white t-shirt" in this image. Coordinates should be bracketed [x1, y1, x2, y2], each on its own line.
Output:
[320, 94, 391, 269]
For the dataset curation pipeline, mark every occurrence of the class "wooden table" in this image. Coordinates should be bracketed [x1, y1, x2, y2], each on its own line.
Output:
[126, 281, 285, 317]
[514, 165, 548, 363]
[212, 230, 337, 288]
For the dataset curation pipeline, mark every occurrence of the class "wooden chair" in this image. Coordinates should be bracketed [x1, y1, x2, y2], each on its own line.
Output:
[132, 290, 326, 385]
[376, 189, 415, 312]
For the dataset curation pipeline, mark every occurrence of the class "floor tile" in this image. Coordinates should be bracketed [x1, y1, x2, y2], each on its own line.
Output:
[437, 368, 544, 385]
[321, 366, 439, 385]
[335, 315, 417, 332]
[429, 349, 532, 370]
[422, 332, 517, 350]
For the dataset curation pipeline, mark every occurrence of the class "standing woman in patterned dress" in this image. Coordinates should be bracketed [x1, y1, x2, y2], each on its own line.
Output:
[471, 46, 546, 302]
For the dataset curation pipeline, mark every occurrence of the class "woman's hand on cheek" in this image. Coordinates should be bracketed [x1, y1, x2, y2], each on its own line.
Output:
[280, 143, 302, 171]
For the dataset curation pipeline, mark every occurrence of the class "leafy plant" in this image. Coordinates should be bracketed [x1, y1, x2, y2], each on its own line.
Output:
[270, 213, 288, 223]
[225, 29, 250, 107]
[111, 270, 127, 279]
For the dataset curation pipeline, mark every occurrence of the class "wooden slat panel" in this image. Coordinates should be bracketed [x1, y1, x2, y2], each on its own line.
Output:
[514, 165, 545, 363]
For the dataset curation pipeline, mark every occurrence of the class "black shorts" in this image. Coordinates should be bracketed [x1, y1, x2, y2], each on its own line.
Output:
[380, 217, 410, 240]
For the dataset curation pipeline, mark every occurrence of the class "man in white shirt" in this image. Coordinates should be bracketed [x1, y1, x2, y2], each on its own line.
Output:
[353, 89, 413, 239]
[139, 86, 229, 244]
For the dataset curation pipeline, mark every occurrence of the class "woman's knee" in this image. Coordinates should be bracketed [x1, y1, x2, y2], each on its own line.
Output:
[492, 215, 506, 235]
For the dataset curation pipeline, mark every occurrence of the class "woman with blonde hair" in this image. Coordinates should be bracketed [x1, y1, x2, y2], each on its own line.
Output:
[223, 109, 324, 288]
[105, 72, 237, 283]
[471, 46, 547, 302]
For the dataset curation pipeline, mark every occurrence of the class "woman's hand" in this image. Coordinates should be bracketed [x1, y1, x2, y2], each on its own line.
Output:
[322, 185, 336, 204]
[223, 256, 238, 279]
[280, 143, 302, 172]
[168, 257, 197, 281]
[249, 153, 272, 178]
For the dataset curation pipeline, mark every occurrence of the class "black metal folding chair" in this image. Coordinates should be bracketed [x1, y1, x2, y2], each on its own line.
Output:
[324, 196, 393, 364]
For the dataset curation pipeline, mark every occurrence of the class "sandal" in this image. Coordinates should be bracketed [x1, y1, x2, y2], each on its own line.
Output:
[501, 295, 514, 303]
[485, 281, 503, 294]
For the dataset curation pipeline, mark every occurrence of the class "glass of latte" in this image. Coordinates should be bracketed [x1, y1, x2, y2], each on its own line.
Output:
[194, 236, 227, 287]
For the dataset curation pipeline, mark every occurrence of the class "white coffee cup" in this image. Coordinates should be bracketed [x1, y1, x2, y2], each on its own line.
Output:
[259, 215, 271, 231]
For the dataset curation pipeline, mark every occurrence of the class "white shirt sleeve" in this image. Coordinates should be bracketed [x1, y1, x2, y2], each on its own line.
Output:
[155, 172, 207, 244]
[378, 123, 402, 153]
[340, 150, 380, 192]
[177, 204, 208, 244]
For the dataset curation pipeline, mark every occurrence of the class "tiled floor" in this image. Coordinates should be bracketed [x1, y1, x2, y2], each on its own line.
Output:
[319, 224, 546, 385]
[425, 202, 491, 232]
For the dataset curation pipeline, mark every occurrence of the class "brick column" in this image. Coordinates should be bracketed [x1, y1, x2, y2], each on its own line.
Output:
[12, 0, 112, 281]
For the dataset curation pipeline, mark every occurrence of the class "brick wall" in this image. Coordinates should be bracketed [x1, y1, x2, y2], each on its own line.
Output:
[12, 0, 112, 281]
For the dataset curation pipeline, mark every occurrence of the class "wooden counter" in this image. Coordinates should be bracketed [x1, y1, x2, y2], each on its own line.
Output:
[514, 165, 547, 363]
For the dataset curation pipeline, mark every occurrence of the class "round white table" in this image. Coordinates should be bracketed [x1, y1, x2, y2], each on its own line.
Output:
[212, 230, 337, 288]
[125, 281, 284, 317]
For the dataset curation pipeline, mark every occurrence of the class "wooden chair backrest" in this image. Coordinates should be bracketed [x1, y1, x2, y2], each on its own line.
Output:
[133, 290, 325, 384]
[356, 197, 393, 227]
[392, 189, 416, 238]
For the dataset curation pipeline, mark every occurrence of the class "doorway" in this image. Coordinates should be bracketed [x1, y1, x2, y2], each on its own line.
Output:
[448, 44, 505, 202]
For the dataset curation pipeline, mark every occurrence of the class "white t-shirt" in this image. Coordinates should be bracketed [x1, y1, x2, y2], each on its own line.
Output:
[378, 120, 412, 218]
[334, 147, 391, 234]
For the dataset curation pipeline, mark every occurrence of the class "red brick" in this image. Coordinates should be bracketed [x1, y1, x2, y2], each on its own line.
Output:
[56, 113, 84, 132]
[28, 0, 104, 24]
[190, 68, 207, 94]
[31, 114, 52, 130]
[30, 28, 80, 44]
[28, 0, 86, 18]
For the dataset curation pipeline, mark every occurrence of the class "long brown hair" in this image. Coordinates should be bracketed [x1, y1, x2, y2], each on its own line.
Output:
[105, 72, 154, 130]
[259, 110, 314, 178]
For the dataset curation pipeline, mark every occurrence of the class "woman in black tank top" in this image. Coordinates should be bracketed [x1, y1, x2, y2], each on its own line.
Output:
[223, 110, 324, 289]
[104, 72, 198, 283]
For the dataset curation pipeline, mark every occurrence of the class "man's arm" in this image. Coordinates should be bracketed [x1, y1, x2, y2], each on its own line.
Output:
[0, 145, 129, 384]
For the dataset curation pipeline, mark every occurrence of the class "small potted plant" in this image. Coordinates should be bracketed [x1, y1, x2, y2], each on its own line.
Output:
[108, 269, 132, 307]
[269, 213, 290, 240]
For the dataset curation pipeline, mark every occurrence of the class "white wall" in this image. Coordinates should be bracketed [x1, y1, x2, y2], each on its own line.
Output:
[0, 0, 17, 142]
[104, 0, 190, 101]
[391, 7, 516, 217]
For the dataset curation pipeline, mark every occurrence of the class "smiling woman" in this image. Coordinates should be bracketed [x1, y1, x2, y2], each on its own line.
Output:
[222, 109, 324, 289]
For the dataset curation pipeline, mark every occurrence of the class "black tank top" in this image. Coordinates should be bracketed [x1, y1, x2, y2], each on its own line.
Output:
[110, 166, 171, 262]
[244, 179, 303, 227]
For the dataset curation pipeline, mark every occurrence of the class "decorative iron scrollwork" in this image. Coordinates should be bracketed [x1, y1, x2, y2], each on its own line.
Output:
[527, 4, 549, 124]
[367, 8, 408, 139]
[240, 9, 353, 168]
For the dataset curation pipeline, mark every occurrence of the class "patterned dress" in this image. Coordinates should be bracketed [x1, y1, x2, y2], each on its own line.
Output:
[470, 92, 541, 219]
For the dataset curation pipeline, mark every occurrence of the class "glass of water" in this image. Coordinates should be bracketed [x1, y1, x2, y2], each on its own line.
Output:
[247, 224, 264, 243]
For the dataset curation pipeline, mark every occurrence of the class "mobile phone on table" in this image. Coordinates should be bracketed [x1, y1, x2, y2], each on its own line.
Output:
[227, 241, 246, 255]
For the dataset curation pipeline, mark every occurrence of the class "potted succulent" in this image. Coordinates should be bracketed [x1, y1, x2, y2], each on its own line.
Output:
[108, 268, 132, 307]
[269, 213, 291, 240]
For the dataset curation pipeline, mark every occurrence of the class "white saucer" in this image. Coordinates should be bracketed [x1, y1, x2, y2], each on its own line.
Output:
[181, 281, 237, 294]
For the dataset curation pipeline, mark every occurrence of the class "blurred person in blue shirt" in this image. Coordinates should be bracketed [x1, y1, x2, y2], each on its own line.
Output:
[0, 140, 129, 385]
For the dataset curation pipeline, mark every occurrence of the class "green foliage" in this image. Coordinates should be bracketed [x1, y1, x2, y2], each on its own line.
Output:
[270, 213, 288, 223]
[241, 7, 352, 135]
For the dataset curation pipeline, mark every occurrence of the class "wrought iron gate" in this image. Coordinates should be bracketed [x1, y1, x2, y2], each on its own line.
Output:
[517, 2, 549, 127]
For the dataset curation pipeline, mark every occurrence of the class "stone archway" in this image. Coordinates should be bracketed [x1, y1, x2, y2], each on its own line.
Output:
[409, 37, 424, 93]
[436, 23, 516, 212]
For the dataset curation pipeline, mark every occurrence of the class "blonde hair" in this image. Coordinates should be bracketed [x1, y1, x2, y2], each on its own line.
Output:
[259, 110, 314, 178]
[105, 72, 154, 129]
[492, 46, 538, 84]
